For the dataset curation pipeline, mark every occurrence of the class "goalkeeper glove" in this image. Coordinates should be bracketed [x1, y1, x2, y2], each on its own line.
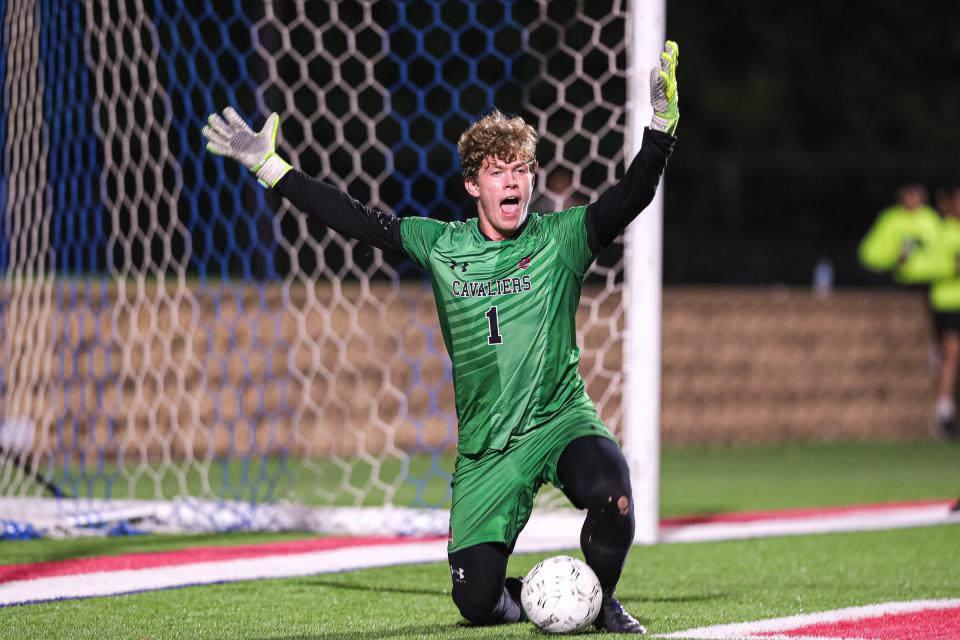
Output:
[649, 40, 679, 135]
[202, 107, 292, 188]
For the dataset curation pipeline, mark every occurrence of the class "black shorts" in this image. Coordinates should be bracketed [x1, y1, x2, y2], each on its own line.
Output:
[934, 311, 960, 334]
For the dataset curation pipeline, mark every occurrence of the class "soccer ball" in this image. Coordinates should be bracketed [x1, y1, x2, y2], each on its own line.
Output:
[520, 555, 602, 633]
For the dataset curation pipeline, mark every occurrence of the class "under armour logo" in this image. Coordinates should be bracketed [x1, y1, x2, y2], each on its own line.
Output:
[450, 566, 466, 582]
[517, 256, 532, 269]
[449, 261, 469, 273]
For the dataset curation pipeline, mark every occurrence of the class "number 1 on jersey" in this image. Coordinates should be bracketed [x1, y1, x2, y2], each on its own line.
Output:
[485, 306, 503, 345]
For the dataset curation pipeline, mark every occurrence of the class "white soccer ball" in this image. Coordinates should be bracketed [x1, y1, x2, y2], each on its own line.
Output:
[520, 555, 602, 634]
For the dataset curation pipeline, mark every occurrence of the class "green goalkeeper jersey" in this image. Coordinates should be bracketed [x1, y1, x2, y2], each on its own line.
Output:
[400, 207, 600, 455]
[274, 127, 675, 455]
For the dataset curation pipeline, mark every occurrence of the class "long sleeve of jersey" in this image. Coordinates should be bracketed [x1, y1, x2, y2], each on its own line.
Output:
[585, 127, 676, 254]
[858, 210, 902, 272]
[274, 169, 405, 255]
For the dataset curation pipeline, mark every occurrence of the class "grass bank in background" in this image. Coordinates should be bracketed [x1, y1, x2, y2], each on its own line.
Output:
[45, 440, 959, 514]
[660, 440, 959, 517]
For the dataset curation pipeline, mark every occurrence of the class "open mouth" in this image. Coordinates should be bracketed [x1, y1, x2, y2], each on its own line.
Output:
[500, 196, 520, 216]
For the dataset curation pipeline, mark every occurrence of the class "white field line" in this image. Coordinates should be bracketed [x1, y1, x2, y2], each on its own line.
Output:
[656, 598, 960, 639]
[516, 503, 959, 548]
[659, 504, 958, 544]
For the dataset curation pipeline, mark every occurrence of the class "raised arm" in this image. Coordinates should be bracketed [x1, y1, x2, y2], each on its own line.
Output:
[202, 107, 403, 255]
[585, 41, 678, 254]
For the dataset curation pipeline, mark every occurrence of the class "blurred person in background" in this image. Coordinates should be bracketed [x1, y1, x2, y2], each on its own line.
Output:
[930, 187, 960, 512]
[858, 184, 948, 433]
[858, 184, 942, 286]
[925, 187, 960, 439]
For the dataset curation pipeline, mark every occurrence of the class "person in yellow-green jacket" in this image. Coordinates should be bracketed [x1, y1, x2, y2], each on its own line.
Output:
[925, 187, 960, 439]
[858, 184, 952, 438]
[928, 188, 960, 513]
[858, 184, 943, 284]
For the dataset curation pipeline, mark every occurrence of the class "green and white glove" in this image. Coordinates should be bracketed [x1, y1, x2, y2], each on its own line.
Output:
[202, 107, 292, 187]
[649, 40, 679, 135]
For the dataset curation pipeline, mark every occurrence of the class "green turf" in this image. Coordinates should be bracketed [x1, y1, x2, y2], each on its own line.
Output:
[3, 441, 958, 638]
[3, 525, 957, 639]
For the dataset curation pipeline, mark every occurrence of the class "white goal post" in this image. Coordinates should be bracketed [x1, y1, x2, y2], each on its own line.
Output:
[625, 0, 667, 544]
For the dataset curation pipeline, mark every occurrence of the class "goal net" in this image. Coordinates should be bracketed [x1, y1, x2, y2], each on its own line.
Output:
[0, 0, 655, 538]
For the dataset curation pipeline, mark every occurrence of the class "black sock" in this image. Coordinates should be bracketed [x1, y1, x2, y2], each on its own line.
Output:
[581, 502, 634, 592]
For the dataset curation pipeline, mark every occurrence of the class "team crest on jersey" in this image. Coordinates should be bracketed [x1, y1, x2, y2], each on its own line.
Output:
[517, 256, 532, 269]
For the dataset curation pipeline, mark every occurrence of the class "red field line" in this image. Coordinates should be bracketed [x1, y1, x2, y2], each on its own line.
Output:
[756, 605, 960, 640]
[0, 535, 445, 584]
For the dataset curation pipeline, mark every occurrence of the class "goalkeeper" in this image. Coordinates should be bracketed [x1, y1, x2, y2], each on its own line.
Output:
[204, 41, 679, 634]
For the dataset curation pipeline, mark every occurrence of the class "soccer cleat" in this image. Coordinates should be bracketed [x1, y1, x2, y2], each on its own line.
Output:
[505, 576, 526, 621]
[936, 415, 959, 441]
[594, 593, 646, 634]
[935, 397, 958, 441]
[505, 576, 523, 602]
[945, 420, 959, 440]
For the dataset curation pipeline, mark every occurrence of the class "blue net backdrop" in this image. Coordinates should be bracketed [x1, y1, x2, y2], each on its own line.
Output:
[0, 0, 630, 529]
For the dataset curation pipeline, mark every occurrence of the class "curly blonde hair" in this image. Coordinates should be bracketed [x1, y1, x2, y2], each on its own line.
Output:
[457, 109, 538, 182]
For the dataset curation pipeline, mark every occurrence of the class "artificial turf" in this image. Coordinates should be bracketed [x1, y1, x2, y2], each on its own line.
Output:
[3, 526, 957, 639]
[2, 440, 958, 639]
